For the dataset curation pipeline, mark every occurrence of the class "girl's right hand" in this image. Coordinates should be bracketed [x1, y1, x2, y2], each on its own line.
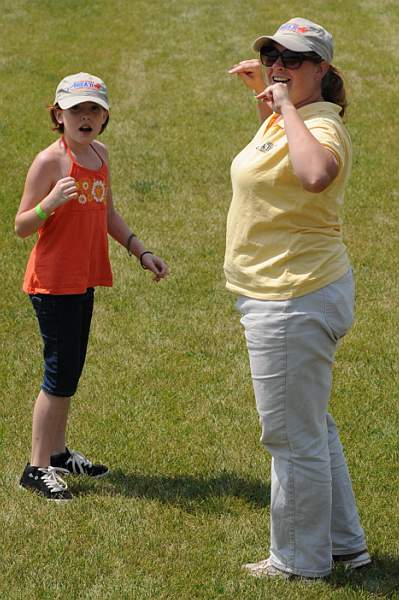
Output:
[49, 177, 78, 208]
[228, 59, 266, 94]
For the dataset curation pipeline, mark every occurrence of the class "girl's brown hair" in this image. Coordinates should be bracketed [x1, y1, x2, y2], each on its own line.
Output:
[321, 64, 348, 117]
[48, 104, 109, 134]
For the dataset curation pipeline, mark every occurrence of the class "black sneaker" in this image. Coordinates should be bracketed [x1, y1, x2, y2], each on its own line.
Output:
[19, 464, 72, 502]
[333, 549, 371, 570]
[50, 448, 108, 477]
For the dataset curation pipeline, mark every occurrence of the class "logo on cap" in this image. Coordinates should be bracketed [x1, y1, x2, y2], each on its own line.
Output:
[70, 81, 103, 92]
[279, 23, 311, 34]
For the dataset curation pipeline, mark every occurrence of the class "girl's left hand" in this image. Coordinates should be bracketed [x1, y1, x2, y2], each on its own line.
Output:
[256, 83, 293, 114]
[142, 253, 169, 282]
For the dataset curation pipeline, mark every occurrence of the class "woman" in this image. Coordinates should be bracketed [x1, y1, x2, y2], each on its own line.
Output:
[225, 18, 370, 579]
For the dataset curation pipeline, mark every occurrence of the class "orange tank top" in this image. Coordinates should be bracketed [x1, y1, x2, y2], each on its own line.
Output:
[23, 138, 113, 294]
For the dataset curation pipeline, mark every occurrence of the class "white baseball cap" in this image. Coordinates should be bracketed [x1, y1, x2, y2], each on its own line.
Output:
[54, 72, 109, 110]
[253, 17, 334, 63]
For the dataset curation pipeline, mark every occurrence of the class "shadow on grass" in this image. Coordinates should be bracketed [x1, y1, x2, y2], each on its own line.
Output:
[329, 555, 399, 598]
[73, 469, 270, 512]
[69, 476, 399, 595]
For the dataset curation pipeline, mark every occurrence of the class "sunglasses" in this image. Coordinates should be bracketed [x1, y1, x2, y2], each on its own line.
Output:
[260, 47, 322, 70]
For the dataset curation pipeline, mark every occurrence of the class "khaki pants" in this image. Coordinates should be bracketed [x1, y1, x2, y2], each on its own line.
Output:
[236, 270, 367, 577]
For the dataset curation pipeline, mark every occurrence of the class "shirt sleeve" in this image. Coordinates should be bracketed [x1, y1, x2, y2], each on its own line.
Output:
[305, 117, 350, 170]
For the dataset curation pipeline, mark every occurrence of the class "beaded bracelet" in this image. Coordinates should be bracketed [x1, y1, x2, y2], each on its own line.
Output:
[139, 251, 153, 269]
[126, 233, 136, 256]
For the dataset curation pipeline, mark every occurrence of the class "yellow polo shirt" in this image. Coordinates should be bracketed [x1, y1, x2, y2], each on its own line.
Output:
[224, 102, 352, 300]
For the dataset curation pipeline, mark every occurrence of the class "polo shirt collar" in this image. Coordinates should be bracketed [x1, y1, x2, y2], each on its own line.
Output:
[269, 101, 341, 130]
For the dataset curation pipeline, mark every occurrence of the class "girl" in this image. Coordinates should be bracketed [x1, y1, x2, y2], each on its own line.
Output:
[16, 72, 168, 502]
[226, 19, 370, 579]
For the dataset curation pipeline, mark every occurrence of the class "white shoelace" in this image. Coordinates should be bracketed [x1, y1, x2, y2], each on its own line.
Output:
[39, 466, 69, 492]
[66, 450, 92, 474]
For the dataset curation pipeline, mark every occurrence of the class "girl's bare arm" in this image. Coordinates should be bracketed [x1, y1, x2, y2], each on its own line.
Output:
[15, 150, 77, 238]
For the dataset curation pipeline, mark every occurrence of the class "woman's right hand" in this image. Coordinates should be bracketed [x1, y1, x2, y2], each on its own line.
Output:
[256, 82, 293, 114]
[228, 59, 266, 94]
[48, 177, 78, 208]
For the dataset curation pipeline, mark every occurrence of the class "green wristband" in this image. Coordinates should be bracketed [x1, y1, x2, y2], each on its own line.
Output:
[35, 204, 48, 220]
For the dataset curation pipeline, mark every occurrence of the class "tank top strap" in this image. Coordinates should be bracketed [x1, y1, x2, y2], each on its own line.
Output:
[90, 143, 105, 167]
[61, 136, 106, 174]
[61, 135, 74, 160]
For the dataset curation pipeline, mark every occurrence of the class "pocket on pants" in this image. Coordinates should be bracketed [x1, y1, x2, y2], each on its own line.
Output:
[30, 295, 41, 318]
[323, 271, 354, 341]
[30, 294, 56, 318]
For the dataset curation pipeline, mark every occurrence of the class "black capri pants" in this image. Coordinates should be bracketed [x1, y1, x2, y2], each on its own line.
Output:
[29, 288, 94, 397]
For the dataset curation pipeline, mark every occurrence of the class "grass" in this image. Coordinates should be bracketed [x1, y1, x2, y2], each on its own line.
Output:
[1, 0, 399, 598]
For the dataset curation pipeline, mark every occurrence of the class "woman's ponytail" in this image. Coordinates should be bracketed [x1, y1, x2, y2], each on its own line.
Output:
[321, 65, 348, 117]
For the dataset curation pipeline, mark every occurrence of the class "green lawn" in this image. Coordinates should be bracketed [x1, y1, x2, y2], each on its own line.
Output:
[1, 0, 398, 598]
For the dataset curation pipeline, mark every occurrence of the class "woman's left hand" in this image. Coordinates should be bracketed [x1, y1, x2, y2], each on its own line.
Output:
[256, 83, 293, 114]
[142, 253, 169, 282]
[228, 59, 266, 94]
